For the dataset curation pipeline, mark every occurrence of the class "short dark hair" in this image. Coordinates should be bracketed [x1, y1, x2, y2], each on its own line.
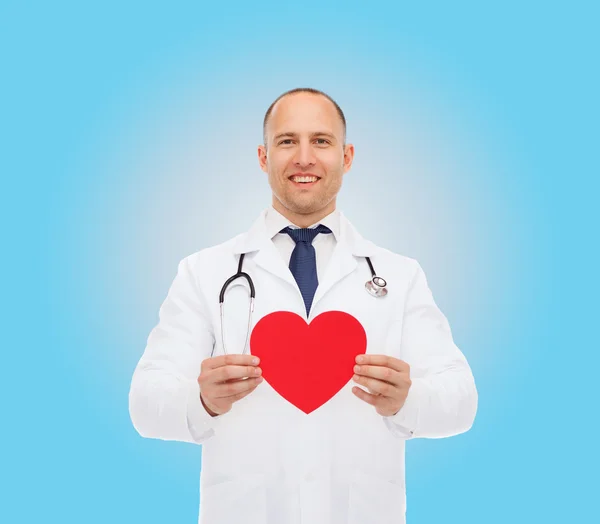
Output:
[262, 87, 347, 147]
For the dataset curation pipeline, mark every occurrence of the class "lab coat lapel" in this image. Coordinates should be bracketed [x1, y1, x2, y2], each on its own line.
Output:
[253, 241, 297, 289]
[310, 211, 375, 315]
[309, 231, 356, 315]
[232, 208, 376, 313]
[232, 209, 298, 290]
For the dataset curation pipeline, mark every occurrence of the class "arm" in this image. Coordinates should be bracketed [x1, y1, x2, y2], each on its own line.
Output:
[128, 255, 220, 444]
[384, 260, 478, 439]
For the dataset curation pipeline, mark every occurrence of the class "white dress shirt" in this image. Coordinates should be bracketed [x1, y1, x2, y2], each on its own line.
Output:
[264, 205, 340, 279]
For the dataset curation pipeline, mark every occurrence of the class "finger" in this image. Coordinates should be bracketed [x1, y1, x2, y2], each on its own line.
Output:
[225, 381, 262, 403]
[211, 364, 262, 384]
[198, 365, 256, 389]
[203, 354, 260, 370]
[352, 374, 396, 397]
[354, 364, 402, 386]
[218, 377, 263, 399]
[214, 376, 263, 399]
[355, 354, 408, 372]
[352, 386, 387, 407]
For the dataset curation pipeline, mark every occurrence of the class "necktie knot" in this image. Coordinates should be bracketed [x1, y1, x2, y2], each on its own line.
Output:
[280, 224, 332, 244]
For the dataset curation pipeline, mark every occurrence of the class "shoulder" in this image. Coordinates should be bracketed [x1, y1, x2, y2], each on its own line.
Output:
[366, 241, 421, 277]
[343, 212, 419, 277]
[179, 234, 243, 273]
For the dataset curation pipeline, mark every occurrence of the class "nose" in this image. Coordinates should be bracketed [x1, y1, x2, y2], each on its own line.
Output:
[292, 140, 316, 169]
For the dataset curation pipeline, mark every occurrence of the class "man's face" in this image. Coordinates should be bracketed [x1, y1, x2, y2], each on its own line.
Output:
[258, 93, 354, 217]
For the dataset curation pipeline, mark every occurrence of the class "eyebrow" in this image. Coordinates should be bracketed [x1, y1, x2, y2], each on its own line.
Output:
[273, 132, 336, 141]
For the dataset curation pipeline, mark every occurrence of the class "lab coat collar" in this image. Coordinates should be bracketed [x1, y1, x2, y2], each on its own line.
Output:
[232, 206, 375, 257]
[263, 206, 342, 243]
[232, 207, 377, 316]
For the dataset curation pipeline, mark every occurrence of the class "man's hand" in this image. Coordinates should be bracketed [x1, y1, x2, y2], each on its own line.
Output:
[351, 354, 412, 417]
[198, 354, 263, 417]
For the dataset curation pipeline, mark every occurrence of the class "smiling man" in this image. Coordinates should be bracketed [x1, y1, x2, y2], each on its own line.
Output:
[258, 89, 353, 228]
[129, 87, 478, 524]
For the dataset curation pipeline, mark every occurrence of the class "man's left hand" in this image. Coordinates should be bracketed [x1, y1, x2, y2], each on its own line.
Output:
[351, 354, 412, 417]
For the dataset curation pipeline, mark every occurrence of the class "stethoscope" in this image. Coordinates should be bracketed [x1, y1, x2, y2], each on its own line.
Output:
[215, 253, 388, 356]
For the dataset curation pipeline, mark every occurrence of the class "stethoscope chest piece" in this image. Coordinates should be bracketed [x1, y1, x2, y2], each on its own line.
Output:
[365, 275, 388, 298]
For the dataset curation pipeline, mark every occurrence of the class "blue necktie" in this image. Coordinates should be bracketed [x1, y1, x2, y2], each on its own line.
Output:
[280, 224, 332, 317]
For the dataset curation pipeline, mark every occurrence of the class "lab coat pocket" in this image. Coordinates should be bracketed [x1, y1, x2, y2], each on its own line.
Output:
[199, 472, 266, 523]
[348, 470, 406, 524]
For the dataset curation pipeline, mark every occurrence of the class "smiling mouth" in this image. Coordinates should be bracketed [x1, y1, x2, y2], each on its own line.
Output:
[289, 176, 320, 188]
[290, 179, 319, 188]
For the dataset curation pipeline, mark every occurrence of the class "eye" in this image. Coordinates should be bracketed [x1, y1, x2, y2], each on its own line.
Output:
[279, 139, 293, 145]
[315, 138, 330, 145]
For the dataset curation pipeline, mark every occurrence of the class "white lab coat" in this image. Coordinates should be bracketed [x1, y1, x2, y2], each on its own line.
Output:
[129, 207, 478, 524]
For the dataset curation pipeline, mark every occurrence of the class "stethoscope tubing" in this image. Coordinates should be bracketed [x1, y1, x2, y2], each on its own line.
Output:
[215, 254, 386, 356]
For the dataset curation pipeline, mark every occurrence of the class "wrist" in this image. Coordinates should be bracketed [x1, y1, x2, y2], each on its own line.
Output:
[200, 393, 219, 417]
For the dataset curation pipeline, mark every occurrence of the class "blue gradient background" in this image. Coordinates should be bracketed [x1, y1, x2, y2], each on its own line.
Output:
[2, 1, 598, 523]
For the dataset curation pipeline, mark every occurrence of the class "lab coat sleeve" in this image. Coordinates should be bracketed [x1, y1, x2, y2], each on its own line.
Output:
[383, 260, 478, 439]
[129, 255, 220, 445]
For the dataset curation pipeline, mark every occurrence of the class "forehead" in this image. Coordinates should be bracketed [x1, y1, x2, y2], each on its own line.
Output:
[268, 93, 342, 136]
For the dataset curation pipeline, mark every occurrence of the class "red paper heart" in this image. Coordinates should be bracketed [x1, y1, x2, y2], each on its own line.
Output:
[250, 311, 366, 414]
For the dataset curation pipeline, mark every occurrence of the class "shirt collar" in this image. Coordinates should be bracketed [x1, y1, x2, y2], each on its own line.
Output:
[232, 206, 376, 256]
[265, 205, 340, 241]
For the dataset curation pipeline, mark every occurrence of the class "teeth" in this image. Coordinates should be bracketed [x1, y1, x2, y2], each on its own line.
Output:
[291, 176, 318, 183]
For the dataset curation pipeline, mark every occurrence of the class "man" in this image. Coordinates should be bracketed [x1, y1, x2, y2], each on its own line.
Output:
[129, 87, 478, 523]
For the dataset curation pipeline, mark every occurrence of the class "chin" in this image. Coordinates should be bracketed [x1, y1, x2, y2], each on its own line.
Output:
[281, 198, 313, 212]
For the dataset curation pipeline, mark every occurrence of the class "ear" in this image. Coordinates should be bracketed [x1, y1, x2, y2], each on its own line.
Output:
[257, 144, 268, 173]
[343, 144, 355, 173]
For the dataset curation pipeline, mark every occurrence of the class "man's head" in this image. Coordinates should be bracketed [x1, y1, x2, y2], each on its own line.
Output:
[258, 88, 354, 226]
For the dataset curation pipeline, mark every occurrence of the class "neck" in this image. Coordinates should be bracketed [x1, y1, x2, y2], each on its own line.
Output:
[272, 198, 336, 228]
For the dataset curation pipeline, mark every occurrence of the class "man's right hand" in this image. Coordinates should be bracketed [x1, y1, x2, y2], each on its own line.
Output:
[197, 354, 263, 417]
